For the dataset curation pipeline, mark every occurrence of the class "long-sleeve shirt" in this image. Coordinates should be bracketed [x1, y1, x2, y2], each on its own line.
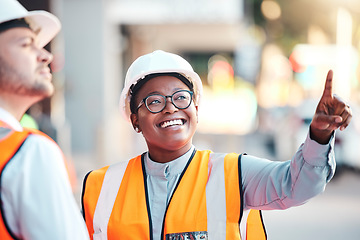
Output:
[144, 134, 334, 240]
[0, 108, 89, 240]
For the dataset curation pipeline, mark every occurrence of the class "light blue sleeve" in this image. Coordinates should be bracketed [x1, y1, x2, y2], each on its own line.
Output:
[2, 134, 89, 240]
[242, 131, 335, 210]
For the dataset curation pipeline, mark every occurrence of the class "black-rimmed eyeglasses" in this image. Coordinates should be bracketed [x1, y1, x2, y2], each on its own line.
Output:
[136, 89, 193, 113]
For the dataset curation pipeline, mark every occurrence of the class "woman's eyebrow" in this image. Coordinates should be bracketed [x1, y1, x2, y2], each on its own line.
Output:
[144, 91, 161, 96]
[173, 87, 184, 91]
[144, 88, 185, 96]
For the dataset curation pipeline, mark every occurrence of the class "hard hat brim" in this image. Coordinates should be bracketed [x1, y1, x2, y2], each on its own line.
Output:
[23, 10, 61, 48]
[0, 8, 61, 48]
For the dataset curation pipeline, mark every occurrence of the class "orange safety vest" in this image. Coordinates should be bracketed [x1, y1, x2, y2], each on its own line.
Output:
[82, 150, 267, 240]
[0, 121, 72, 240]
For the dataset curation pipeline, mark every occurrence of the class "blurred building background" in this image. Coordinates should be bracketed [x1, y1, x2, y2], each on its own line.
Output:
[19, 0, 360, 239]
[21, 0, 360, 167]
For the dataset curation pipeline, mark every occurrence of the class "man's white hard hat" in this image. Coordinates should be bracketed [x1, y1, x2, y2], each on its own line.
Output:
[0, 0, 61, 48]
[119, 50, 203, 121]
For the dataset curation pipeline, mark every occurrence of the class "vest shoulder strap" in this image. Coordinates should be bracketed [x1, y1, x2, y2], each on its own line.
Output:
[0, 125, 55, 172]
[0, 129, 30, 171]
[82, 165, 109, 238]
[92, 160, 130, 235]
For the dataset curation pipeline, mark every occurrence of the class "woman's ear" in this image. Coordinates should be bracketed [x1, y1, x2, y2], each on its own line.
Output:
[130, 113, 141, 133]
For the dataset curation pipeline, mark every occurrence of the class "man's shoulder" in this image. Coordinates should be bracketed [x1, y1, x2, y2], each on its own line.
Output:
[25, 131, 59, 147]
[18, 131, 63, 160]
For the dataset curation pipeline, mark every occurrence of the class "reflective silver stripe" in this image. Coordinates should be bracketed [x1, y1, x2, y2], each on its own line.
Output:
[0, 127, 12, 139]
[92, 160, 129, 237]
[206, 153, 227, 240]
[240, 209, 250, 239]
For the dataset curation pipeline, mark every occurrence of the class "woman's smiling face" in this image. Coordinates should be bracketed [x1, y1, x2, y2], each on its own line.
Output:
[130, 75, 198, 162]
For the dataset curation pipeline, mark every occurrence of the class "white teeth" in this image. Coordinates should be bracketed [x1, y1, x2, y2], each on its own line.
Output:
[160, 119, 183, 128]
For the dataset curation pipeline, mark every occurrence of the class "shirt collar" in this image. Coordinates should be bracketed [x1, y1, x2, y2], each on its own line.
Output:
[0, 107, 23, 131]
[144, 145, 195, 178]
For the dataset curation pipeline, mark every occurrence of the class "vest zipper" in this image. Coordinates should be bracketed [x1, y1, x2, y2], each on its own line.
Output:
[159, 149, 197, 240]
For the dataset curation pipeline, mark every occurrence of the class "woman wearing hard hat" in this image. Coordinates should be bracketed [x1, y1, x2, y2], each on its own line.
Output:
[0, 0, 89, 239]
[82, 50, 352, 240]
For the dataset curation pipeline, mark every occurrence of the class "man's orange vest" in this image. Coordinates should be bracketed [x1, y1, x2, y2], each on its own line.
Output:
[0, 123, 34, 240]
[82, 150, 267, 240]
[0, 121, 73, 240]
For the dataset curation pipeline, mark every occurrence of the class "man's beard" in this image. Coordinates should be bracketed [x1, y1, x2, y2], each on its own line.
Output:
[0, 55, 54, 97]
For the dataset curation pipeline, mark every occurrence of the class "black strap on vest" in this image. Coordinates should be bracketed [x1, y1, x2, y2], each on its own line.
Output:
[81, 170, 93, 220]
[238, 153, 246, 224]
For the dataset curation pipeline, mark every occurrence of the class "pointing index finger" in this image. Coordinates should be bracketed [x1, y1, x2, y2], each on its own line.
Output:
[322, 70, 333, 98]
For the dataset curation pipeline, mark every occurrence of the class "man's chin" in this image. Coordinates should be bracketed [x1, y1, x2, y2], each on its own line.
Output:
[40, 88, 54, 98]
[23, 85, 54, 98]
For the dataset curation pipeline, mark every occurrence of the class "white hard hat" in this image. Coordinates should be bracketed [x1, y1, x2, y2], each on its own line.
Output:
[0, 0, 61, 48]
[119, 50, 203, 121]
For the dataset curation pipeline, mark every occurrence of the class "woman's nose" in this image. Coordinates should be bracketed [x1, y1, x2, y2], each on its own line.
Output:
[162, 96, 178, 113]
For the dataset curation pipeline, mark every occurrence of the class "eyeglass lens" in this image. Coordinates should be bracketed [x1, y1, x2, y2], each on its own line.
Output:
[145, 90, 192, 113]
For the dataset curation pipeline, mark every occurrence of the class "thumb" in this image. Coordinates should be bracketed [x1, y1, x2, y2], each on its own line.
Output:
[312, 114, 342, 130]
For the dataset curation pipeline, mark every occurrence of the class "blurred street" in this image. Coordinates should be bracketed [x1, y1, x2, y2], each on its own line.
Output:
[264, 168, 360, 240]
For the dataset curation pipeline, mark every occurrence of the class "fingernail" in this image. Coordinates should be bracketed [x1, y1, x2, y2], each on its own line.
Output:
[335, 117, 342, 123]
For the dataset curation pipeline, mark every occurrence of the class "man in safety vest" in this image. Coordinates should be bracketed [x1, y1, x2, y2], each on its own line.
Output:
[82, 50, 352, 240]
[0, 0, 89, 239]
